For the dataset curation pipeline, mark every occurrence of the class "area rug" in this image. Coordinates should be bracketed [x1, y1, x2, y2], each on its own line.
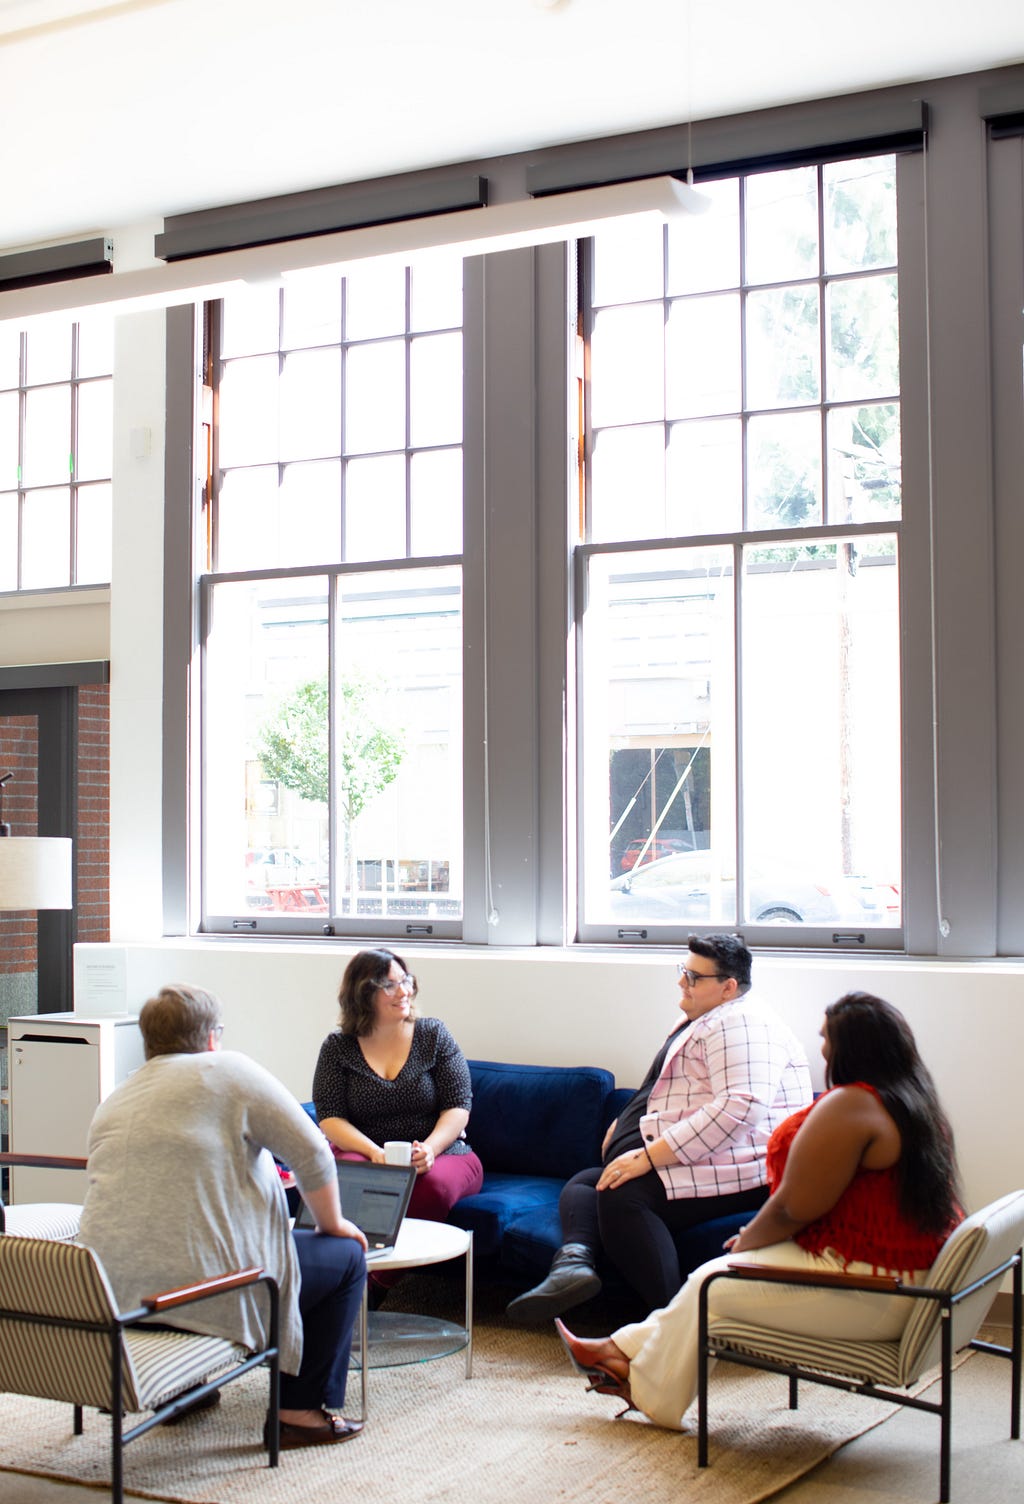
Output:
[0, 1285, 969, 1504]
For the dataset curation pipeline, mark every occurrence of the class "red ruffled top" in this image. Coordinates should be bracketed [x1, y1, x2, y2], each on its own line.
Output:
[766, 1084, 953, 1272]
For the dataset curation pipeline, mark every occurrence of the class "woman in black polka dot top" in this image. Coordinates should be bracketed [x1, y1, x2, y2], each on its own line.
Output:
[312, 947, 484, 1224]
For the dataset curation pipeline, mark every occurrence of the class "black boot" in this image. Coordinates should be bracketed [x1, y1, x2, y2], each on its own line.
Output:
[505, 1244, 602, 1326]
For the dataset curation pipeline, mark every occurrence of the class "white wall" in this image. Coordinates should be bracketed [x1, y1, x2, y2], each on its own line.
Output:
[74, 937, 1024, 1217]
[0, 588, 109, 665]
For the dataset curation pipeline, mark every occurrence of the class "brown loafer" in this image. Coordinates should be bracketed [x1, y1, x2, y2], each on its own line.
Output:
[268, 1413, 364, 1450]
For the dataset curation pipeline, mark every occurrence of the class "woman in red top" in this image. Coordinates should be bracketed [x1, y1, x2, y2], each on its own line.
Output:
[556, 992, 962, 1432]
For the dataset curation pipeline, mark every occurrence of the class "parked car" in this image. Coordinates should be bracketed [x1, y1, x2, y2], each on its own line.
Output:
[619, 835, 692, 872]
[606, 849, 885, 926]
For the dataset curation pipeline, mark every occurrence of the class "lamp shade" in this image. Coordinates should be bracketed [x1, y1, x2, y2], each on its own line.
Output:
[0, 837, 73, 910]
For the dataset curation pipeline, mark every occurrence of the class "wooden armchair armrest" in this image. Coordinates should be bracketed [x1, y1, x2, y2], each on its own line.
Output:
[725, 1260, 905, 1293]
[0, 1152, 88, 1171]
[141, 1266, 266, 1314]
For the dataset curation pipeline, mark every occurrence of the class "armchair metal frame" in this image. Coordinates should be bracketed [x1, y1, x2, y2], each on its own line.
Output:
[697, 1248, 1021, 1503]
[0, 1236, 280, 1504]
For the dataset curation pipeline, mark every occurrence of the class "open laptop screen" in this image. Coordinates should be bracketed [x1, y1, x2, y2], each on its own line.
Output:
[293, 1159, 416, 1254]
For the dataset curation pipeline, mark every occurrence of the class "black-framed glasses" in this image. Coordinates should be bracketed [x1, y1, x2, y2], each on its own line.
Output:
[677, 964, 726, 987]
[376, 974, 416, 995]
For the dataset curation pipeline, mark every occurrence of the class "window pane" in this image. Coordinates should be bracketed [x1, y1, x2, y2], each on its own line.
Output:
[221, 287, 280, 357]
[744, 166, 819, 284]
[21, 487, 70, 587]
[741, 536, 900, 926]
[411, 447, 462, 556]
[76, 379, 113, 481]
[334, 565, 463, 921]
[411, 257, 462, 332]
[590, 304, 664, 427]
[0, 494, 16, 589]
[410, 332, 462, 447]
[205, 576, 331, 916]
[22, 385, 71, 487]
[279, 460, 342, 566]
[745, 284, 821, 409]
[75, 482, 112, 584]
[0, 327, 20, 389]
[25, 322, 72, 386]
[747, 410, 822, 530]
[827, 273, 899, 402]
[582, 547, 735, 926]
[827, 403, 901, 523]
[667, 178, 740, 295]
[345, 453, 406, 561]
[345, 262, 406, 341]
[219, 356, 279, 466]
[666, 293, 740, 417]
[282, 272, 342, 350]
[217, 466, 281, 573]
[76, 314, 114, 379]
[0, 391, 18, 489]
[591, 425, 665, 543]
[667, 419, 742, 535]
[280, 348, 341, 460]
[824, 157, 897, 275]
[591, 219, 664, 305]
[345, 340, 405, 454]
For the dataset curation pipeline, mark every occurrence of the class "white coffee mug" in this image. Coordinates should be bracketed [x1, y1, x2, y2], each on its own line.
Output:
[384, 1140, 413, 1166]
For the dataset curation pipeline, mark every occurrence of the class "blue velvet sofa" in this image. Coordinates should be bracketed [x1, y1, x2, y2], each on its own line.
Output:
[448, 1059, 751, 1285]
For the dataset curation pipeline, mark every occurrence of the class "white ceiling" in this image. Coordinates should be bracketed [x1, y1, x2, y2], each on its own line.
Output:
[1, 0, 1023, 253]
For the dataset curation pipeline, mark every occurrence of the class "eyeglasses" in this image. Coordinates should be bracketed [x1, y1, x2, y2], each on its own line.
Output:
[211, 1024, 225, 1038]
[677, 965, 726, 987]
[376, 974, 416, 995]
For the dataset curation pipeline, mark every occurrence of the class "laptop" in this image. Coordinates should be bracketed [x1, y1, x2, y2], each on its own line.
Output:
[294, 1160, 417, 1261]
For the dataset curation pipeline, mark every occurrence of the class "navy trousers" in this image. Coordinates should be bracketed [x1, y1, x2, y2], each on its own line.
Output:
[284, 1230, 366, 1410]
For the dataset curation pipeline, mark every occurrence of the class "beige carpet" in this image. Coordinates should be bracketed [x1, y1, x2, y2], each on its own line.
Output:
[0, 1288, 967, 1504]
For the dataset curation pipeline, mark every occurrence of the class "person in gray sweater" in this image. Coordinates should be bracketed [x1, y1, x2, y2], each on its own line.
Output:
[79, 983, 368, 1450]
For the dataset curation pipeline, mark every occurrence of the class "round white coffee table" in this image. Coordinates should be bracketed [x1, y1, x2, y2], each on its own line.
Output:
[349, 1218, 473, 1420]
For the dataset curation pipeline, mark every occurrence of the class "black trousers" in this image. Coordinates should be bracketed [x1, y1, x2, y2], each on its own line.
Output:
[558, 1166, 768, 1311]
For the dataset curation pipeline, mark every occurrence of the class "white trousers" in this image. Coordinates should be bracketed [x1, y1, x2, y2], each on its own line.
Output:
[612, 1240, 923, 1432]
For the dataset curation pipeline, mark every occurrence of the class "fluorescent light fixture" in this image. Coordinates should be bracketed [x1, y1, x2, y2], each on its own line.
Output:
[0, 837, 73, 910]
[0, 175, 708, 326]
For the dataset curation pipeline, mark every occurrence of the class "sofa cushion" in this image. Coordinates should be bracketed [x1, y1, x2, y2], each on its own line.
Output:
[500, 1201, 565, 1276]
[447, 1172, 564, 1259]
[467, 1060, 615, 1180]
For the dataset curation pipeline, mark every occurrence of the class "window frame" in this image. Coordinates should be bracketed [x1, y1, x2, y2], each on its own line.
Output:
[0, 319, 113, 594]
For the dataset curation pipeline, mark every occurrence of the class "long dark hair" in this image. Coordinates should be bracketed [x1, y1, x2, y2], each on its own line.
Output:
[825, 992, 961, 1234]
[337, 948, 419, 1037]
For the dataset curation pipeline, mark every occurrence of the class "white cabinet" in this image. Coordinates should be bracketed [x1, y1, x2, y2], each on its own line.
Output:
[7, 1013, 144, 1203]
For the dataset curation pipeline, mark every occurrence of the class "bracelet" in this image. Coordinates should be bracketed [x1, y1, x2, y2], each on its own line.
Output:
[641, 1143, 655, 1170]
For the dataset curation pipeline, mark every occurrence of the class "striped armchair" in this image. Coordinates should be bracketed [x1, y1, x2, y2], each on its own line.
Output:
[0, 1234, 280, 1504]
[0, 1151, 85, 1240]
[696, 1189, 1024, 1503]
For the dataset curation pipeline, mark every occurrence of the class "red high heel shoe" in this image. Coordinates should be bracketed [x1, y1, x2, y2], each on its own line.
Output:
[554, 1318, 636, 1416]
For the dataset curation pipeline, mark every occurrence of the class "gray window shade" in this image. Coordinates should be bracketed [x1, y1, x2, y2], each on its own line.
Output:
[980, 83, 1024, 138]
[0, 237, 112, 292]
[526, 100, 927, 196]
[155, 174, 488, 262]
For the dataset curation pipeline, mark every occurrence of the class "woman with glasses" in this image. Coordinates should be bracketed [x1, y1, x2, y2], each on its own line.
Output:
[507, 934, 812, 1323]
[555, 993, 962, 1432]
[312, 948, 483, 1232]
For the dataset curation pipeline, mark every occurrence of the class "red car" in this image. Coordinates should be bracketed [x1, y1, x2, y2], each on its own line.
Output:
[620, 837, 689, 873]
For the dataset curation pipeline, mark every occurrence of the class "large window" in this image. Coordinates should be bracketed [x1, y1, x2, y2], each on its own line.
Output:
[577, 158, 903, 943]
[202, 259, 465, 934]
[0, 315, 113, 591]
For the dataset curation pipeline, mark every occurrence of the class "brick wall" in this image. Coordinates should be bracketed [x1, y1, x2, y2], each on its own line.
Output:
[77, 684, 109, 946]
